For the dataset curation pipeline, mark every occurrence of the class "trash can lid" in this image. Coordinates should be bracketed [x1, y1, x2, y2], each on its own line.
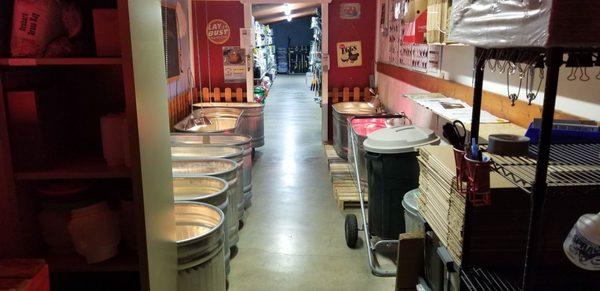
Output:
[402, 189, 420, 216]
[363, 125, 440, 154]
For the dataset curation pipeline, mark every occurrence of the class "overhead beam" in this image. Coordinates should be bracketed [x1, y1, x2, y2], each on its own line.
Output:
[259, 10, 316, 24]
[253, 3, 319, 18]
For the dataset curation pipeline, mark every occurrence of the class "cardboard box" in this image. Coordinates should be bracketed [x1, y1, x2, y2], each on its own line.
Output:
[396, 232, 425, 291]
[93, 9, 121, 56]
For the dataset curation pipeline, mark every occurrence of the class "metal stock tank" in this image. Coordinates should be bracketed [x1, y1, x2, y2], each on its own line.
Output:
[194, 102, 265, 147]
[176, 202, 226, 291]
[171, 134, 254, 209]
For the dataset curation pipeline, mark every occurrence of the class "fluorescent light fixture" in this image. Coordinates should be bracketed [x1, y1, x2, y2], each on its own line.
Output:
[287, 15, 292, 22]
[283, 3, 292, 16]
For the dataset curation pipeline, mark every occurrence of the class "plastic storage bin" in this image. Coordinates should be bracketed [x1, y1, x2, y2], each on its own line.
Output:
[363, 126, 439, 239]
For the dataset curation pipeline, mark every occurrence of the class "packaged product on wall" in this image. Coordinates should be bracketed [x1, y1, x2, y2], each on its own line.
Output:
[402, 0, 427, 44]
[11, 0, 65, 57]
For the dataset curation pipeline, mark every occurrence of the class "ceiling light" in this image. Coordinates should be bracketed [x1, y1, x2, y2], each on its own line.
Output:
[283, 3, 292, 16]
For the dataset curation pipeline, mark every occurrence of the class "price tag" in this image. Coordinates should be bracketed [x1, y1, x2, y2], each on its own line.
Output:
[322, 54, 330, 71]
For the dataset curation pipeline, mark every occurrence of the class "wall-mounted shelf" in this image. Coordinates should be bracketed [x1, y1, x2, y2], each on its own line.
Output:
[0, 58, 123, 67]
[14, 156, 131, 180]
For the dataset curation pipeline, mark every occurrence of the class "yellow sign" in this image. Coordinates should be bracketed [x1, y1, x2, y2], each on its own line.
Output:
[337, 41, 362, 68]
[206, 19, 230, 45]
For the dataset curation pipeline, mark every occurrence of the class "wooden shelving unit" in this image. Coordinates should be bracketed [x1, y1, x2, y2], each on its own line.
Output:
[0, 58, 123, 67]
[43, 248, 138, 273]
[0, 0, 177, 290]
[14, 156, 131, 181]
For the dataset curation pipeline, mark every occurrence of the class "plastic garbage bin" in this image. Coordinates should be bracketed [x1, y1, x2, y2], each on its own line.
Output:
[363, 125, 440, 239]
[402, 189, 425, 234]
[348, 115, 408, 187]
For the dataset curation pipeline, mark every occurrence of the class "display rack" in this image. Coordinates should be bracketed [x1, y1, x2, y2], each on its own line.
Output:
[309, 14, 322, 97]
[464, 47, 600, 291]
[253, 21, 276, 83]
[0, 0, 176, 289]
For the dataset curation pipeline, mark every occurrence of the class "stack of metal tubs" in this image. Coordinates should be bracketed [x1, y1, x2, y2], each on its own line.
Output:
[171, 108, 257, 284]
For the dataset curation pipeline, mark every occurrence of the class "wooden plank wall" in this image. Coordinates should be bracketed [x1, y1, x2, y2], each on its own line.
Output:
[326, 87, 373, 142]
[167, 89, 193, 129]
[377, 62, 585, 128]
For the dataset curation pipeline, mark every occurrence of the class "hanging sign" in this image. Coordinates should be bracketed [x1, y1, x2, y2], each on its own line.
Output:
[337, 41, 362, 68]
[206, 19, 230, 44]
[223, 46, 246, 83]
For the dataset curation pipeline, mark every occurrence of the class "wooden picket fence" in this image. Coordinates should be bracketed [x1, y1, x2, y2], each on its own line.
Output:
[328, 87, 373, 104]
[199, 87, 247, 103]
[168, 87, 250, 129]
[168, 89, 193, 129]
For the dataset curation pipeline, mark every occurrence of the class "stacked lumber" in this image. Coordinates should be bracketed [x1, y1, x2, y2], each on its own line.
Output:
[324, 144, 344, 164]
[418, 145, 531, 267]
[417, 146, 456, 248]
[324, 144, 368, 209]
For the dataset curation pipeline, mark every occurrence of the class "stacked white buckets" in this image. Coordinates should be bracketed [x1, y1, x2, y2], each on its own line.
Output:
[171, 133, 255, 291]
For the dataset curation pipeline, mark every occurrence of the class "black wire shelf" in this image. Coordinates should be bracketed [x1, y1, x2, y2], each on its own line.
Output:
[484, 143, 600, 195]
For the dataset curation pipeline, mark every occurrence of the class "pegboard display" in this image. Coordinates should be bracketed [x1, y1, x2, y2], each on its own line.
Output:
[379, 0, 443, 77]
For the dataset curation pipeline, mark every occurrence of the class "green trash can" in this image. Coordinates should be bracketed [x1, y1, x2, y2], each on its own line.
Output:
[363, 126, 439, 239]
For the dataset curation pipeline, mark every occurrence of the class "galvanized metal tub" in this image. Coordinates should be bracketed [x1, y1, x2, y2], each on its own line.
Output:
[171, 133, 254, 209]
[175, 202, 226, 291]
[194, 102, 265, 147]
[332, 102, 377, 160]
[173, 108, 243, 134]
[172, 158, 241, 249]
[171, 147, 245, 223]
[172, 176, 231, 275]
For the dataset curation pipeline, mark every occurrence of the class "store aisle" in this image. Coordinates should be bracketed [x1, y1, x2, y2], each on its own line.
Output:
[229, 75, 395, 290]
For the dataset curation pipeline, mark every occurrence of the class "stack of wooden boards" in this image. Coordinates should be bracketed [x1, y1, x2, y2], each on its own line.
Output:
[324, 144, 368, 209]
[417, 145, 529, 267]
[418, 145, 600, 288]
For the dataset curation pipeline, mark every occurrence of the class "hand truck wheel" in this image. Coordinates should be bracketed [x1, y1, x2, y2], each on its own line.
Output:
[345, 214, 359, 248]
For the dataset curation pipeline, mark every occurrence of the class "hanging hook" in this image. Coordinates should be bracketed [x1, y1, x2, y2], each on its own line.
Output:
[580, 67, 590, 81]
[487, 58, 496, 72]
[508, 62, 517, 75]
[567, 67, 577, 81]
[517, 63, 526, 78]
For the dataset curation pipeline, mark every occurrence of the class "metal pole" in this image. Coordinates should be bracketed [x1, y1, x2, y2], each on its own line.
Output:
[470, 48, 486, 141]
[522, 47, 561, 291]
[461, 48, 486, 266]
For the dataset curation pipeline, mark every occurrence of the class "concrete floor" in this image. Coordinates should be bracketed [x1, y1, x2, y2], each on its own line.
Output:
[229, 75, 395, 290]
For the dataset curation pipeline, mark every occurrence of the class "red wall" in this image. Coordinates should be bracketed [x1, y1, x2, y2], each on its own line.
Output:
[328, 0, 377, 89]
[192, 1, 245, 90]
